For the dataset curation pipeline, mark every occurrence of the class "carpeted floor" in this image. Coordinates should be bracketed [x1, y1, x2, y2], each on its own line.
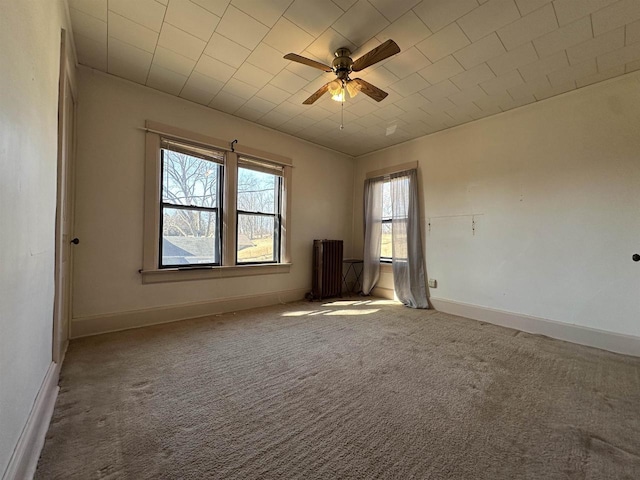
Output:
[36, 298, 640, 479]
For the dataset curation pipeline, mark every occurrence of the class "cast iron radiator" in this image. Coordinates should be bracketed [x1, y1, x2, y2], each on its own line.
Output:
[311, 239, 343, 300]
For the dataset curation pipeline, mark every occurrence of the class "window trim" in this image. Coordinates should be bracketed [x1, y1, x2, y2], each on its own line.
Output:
[366, 161, 418, 180]
[141, 121, 292, 283]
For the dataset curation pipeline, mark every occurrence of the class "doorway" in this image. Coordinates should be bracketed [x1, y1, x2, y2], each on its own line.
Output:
[52, 29, 77, 363]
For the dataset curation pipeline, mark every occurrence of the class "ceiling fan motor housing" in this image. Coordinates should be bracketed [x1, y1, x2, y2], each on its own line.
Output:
[332, 48, 353, 80]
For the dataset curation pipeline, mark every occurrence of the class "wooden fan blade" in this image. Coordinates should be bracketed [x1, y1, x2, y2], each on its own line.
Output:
[303, 83, 330, 104]
[352, 39, 401, 72]
[350, 78, 388, 102]
[283, 53, 332, 72]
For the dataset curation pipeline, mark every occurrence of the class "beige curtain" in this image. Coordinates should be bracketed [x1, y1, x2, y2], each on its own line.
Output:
[361, 177, 382, 295]
[390, 169, 428, 308]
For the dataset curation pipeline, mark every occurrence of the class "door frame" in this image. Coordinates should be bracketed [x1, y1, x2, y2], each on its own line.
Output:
[52, 28, 78, 363]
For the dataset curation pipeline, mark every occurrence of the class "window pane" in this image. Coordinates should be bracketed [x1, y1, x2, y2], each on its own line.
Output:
[162, 208, 217, 266]
[237, 167, 277, 214]
[162, 149, 219, 207]
[381, 180, 392, 260]
[382, 180, 392, 219]
[237, 214, 276, 262]
[392, 218, 408, 260]
[381, 222, 392, 259]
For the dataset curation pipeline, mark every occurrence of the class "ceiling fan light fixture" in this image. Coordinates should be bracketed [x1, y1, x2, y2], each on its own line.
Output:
[346, 81, 361, 98]
[331, 91, 345, 102]
[327, 80, 342, 96]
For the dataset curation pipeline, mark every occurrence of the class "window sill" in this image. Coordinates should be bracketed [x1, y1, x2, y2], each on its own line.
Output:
[140, 263, 291, 284]
[380, 263, 393, 273]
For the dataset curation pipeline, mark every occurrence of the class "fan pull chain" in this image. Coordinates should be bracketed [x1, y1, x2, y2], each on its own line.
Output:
[340, 83, 345, 130]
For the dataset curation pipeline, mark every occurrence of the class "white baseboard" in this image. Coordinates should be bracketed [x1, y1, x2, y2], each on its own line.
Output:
[2, 361, 60, 480]
[430, 297, 640, 357]
[70, 288, 309, 338]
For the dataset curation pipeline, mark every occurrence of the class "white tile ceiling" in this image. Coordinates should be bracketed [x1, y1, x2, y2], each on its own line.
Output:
[69, 0, 640, 156]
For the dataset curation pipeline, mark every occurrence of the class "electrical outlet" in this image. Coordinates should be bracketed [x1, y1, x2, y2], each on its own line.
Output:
[428, 278, 437, 288]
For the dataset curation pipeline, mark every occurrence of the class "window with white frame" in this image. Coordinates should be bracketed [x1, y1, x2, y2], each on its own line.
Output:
[379, 176, 410, 263]
[236, 157, 283, 264]
[160, 139, 223, 268]
[142, 121, 292, 283]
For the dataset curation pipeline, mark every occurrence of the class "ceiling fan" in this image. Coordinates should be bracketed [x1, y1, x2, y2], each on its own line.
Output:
[283, 39, 401, 105]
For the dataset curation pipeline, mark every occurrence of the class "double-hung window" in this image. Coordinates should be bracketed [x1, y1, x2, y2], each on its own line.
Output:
[160, 139, 223, 268]
[142, 121, 292, 283]
[378, 174, 410, 263]
[236, 157, 283, 264]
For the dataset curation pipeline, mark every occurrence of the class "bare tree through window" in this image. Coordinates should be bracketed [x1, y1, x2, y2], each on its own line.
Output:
[380, 177, 409, 262]
[161, 149, 221, 266]
[237, 167, 281, 263]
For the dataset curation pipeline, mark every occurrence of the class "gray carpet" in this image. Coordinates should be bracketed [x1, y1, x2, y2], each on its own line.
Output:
[36, 298, 640, 479]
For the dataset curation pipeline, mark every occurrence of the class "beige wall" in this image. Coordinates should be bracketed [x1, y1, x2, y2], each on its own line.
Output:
[72, 68, 354, 324]
[0, 0, 70, 475]
[353, 72, 640, 338]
